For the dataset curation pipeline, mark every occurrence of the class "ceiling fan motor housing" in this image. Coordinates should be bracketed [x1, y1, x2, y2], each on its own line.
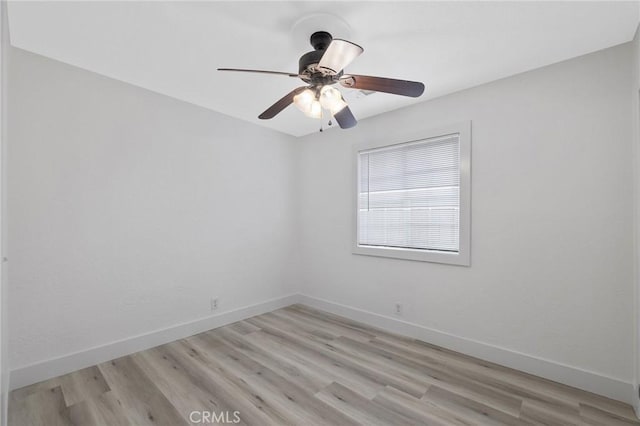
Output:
[298, 31, 338, 79]
[298, 50, 324, 75]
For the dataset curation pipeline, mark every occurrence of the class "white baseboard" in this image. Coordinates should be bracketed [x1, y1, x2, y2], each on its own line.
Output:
[297, 294, 635, 405]
[9, 293, 301, 390]
[9, 292, 635, 408]
[2, 369, 7, 426]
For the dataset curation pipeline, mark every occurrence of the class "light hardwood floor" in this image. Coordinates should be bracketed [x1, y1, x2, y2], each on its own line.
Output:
[9, 304, 640, 425]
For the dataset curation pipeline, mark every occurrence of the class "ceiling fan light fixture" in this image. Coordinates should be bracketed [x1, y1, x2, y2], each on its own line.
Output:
[304, 100, 323, 118]
[319, 85, 346, 114]
[293, 88, 315, 110]
[293, 88, 322, 118]
[292, 87, 324, 119]
[221, 30, 424, 128]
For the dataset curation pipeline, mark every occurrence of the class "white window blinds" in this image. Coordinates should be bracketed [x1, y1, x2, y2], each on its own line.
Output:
[357, 134, 460, 252]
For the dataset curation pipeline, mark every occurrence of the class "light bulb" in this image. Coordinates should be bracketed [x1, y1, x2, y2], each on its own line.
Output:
[293, 89, 315, 113]
[319, 86, 347, 114]
[305, 100, 322, 119]
[319, 86, 341, 108]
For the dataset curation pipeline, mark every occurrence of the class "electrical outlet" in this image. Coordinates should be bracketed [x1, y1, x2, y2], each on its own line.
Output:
[211, 298, 219, 311]
[395, 303, 402, 316]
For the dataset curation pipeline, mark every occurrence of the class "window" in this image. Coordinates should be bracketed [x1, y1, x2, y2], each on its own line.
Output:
[353, 122, 470, 265]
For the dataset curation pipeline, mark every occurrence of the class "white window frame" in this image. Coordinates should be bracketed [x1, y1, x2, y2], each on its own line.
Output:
[352, 121, 471, 266]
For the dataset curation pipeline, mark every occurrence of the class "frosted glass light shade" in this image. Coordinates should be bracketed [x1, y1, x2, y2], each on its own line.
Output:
[293, 86, 344, 119]
[293, 89, 322, 118]
[293, 89, 315, 112]
[319, 86, 347, 114]
[305, 100, 322, 118]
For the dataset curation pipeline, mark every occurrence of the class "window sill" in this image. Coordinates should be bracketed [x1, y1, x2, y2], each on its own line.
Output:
[353, 244, 470, 266]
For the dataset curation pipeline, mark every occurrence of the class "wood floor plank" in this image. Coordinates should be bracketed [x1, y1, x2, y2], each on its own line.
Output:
[421, 385, 528, 426]
[227, 320, 261, 335]
[561, 384, 640, 421]
[190, 331, 361, 426]
[242, 328, 381, 399]
[368, 335, 570, 416]
[67, 390, 132, 426]
[9, 304, 640, 426]
[290, 305, 597, 417]
[372, 385, 469, 426]
[244, 326, 385, 399]
[259, 312, 335, 345]
[215, 326, 328, 394]
[9, 376, 61, 405]
[98, 356, 188, 426]
[166, 338, 293, 425]
[9, 386, 71, 426]
[132, 344, 249, 425]
[270, 310, 340, 340]
[519, 399, 580, 426]
[338, 335, 523, 417]
[579, 403, 640, 426]
[373, 331, 627, 420]
[249, 314, 428, 397]
[59, 365, 110, 407]
[314, 382, 416, 426]
[277, 307, 375, 342]
[287, 304, 383, 339]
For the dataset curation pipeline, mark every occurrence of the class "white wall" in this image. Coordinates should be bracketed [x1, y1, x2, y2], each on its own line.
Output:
[632, 23, 640, 415]
[7, 47, 299, 372]
[0, 3, 6, 424]
[298, 43, 635, 394]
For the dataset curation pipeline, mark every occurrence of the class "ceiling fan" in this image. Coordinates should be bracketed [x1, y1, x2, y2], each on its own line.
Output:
[218, 31, 425, 130]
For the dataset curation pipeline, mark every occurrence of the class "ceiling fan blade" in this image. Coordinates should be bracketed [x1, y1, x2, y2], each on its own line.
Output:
[340, 75, 425, 97]
[218, 68, 300, 78]
[333, 105, 357, 129]
[258, 87, 308, 120]
[318, 40, 364, 74]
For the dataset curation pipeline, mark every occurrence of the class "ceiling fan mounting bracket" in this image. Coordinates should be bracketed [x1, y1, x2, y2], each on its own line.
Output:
[310, 31, 333, 51]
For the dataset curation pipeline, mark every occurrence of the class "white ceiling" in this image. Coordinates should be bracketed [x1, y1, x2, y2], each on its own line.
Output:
[7, 1, 640, 137]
